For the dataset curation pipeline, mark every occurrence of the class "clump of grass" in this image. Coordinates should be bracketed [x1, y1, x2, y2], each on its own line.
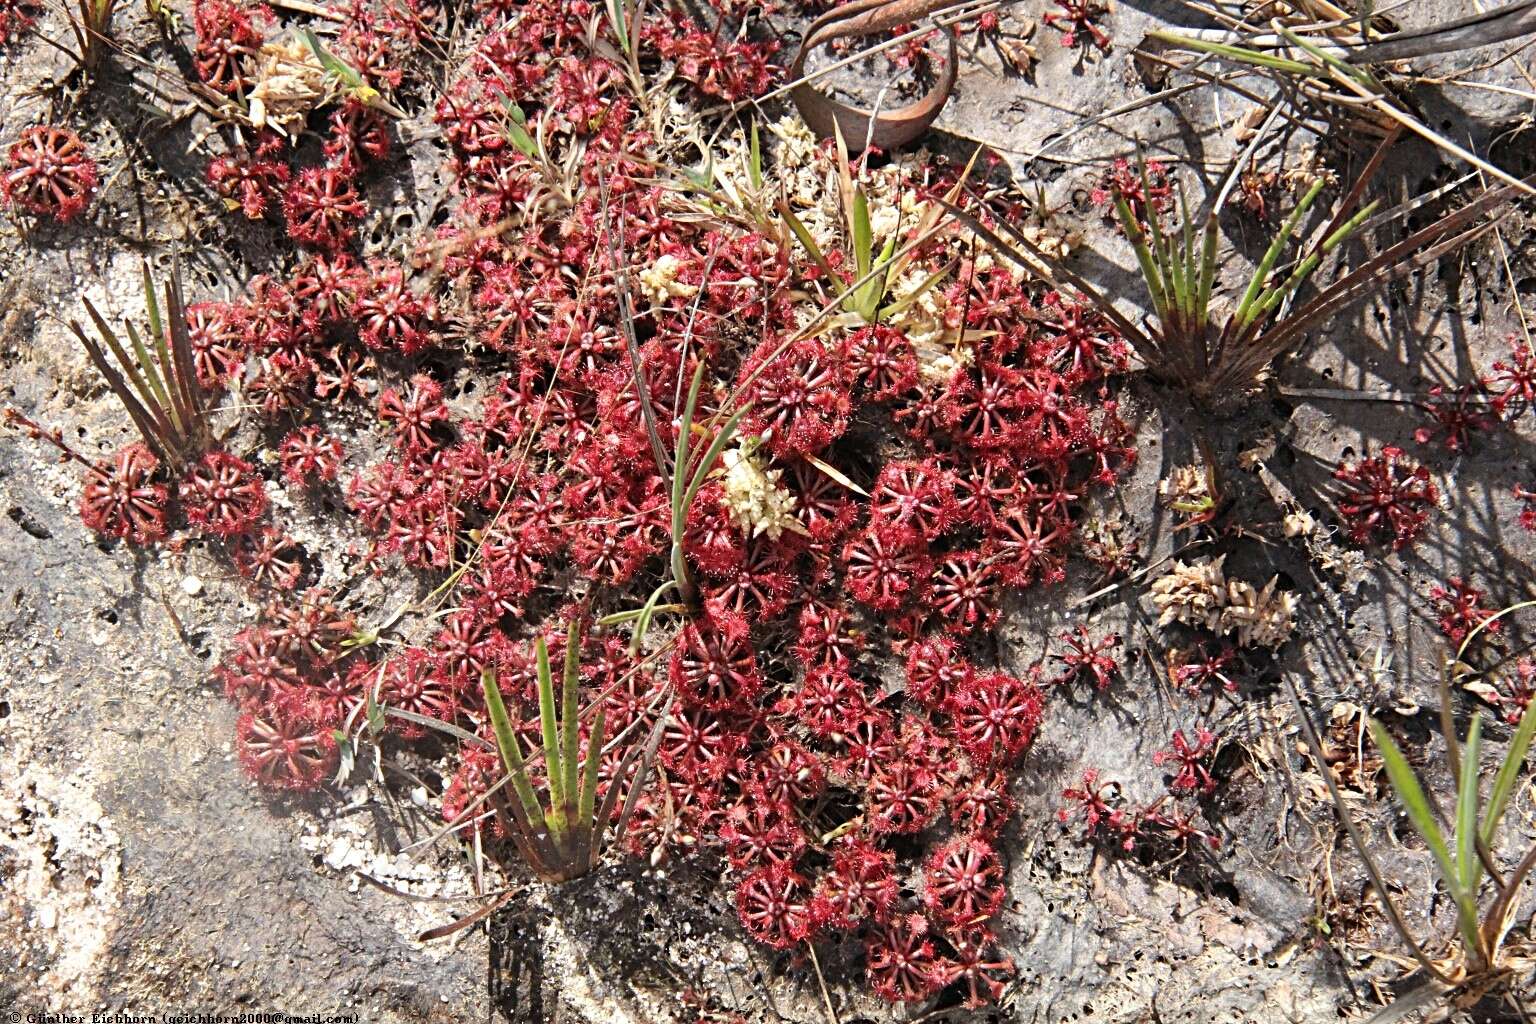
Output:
[69, 0, 121, 70]
[69, 262, 211, 469]
[949, 144, 1528, 410]
[477, 621, 662, 883]
[778, 129, 965, 325]
[1106, 154, 1374, 406]
[1289, 604, 1536, 1012]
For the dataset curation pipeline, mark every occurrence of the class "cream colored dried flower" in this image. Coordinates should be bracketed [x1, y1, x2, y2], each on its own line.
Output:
[1282, 510, 1316, 538]
[721, 441, 799, 540]
[1220, 576, 1297, 649]
[248, 35, 335, 135]
[637, 253, 698, 306]
[913, 338, 973, 386]
[1018, 222, 1079, 260]
[1150, 556, 1227, 631]
[884, 264, 951, 350]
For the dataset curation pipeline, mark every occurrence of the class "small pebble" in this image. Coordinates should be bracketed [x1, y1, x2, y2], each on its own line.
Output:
[181, 576, 203, 596]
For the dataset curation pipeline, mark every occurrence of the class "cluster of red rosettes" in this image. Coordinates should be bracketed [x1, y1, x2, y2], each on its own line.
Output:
[644, 8, 780, 101]
[78, 443, 271, 548]
[1, 125, 97, 222]
[58, 0, 1147, 1008]
[1429, 577, 1502, 646]
[1043, 0, 1113, 50]
[1411, 334, 1533, 456]
[1332, 445, 1438, 550]
[221, 588, 359, 789]
[1058, 733, 1223, 860]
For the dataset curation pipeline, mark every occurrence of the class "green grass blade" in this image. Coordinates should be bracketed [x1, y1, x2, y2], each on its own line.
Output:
[1370, 718, 1461, 898]
[480, 669, 545, 827]
[1457, 715, 1484, 896]
[1179, 185, 1197, 323]
[1256, 197, 1381, 321]
[123, 321, 175, 420]
[147, 298, 188, 431]
[605, 0, 629, 54]
[673, 361, 706, 534]
[1115, 195, 1168, 319]
[749, 120, 763, 191]
[851, 188, 871, 277]
[852, 188, 880, 319]
[578, 706, 605, 828]
[1276, 26, 1379, 89]
[681, 406, 751, 517]
[1197, 214, 1218, 324]
[1320, 199, 1379, 253]
[880, 258, 955, 319]
[559, 621, 582, 833]
[1146, 30, 1319, 76]
[535, 636, 565, 837]
[865, 233, 899, 321]
[1136, 152, 1170, 276]
[1483, 700, 1536, 846]
[1164, 183, 1190, 326]
[780, 204, 841, 285]
[630, 579, 679, 654]
[142, 263, 164, 346]
[1237, 178, 1325, 326]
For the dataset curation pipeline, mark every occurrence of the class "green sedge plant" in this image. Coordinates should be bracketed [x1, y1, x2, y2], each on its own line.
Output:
[1290, 604, 1536, 1010]
[69, 0, 122, 70]
[778, 129, 969, 325]
[597, 357, 750, 647]
[1108, 154, 1374, 406]
[477, 620, 663, 883]
[69, 261, 212, 470]
[948, 141, 1526, 411]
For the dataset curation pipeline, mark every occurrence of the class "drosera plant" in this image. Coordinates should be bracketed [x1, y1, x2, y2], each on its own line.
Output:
[1332, 445, 1439, 551]
[948, 144, 1529, 410]
[11, 0, 1159, 1009]
[2, 125, 99, 223]
[1289, 604, 1536, 1013]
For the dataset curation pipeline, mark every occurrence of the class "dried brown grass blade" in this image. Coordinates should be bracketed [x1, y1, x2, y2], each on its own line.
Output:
[938, 196, 1155, 355]
[418, 888, 516, 941]
[595, 691, 674, 869]
[789, 0, 966, 150]
[1283, 674, 1456, 985]
[71, 314, 175, 460]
